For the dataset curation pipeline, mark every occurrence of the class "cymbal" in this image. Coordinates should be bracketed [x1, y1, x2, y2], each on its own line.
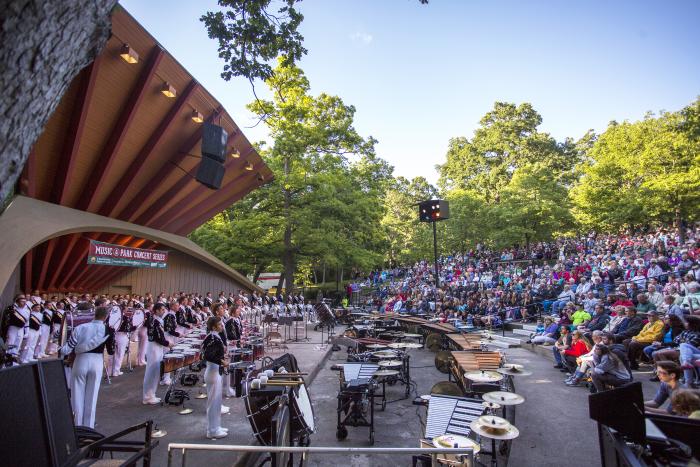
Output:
[482, 401, 501, 410]
[365, 344, 387, 349]
[482, 391, 525, 406]
[402, 342, 423, 349]
[372, 350, 398, 358]
[388, 342, 409, 349]
[477, 415, 510, 429]
[432, 434, 481, 453]
[496, 365, 533, 376]
[378, 360, 403, 367]
[373, 369, 400, 377]
[464, 370, 503, 383]
[470, 419, 519, 440]
[430, 381, 463, 397]
[403, 333, 422, 338]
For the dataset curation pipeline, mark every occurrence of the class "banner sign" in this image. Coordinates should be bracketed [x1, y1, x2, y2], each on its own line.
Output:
[87, 240, 168, 269]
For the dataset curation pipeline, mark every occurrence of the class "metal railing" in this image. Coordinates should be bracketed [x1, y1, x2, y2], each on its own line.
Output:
[167, 443, 476, 467]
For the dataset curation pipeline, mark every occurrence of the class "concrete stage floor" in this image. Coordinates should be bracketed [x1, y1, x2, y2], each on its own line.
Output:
[91, 328, 661, 467]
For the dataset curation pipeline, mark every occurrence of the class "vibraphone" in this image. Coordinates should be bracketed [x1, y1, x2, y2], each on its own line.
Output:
[421, 322, 458, 335]
[446, 333, 483, 351]
[450, 351, 503, 392]
[424, 394, 485, 439]
[334, 363, 380, 444]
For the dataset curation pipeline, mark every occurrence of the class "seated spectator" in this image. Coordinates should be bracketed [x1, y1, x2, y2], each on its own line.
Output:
[580, 304, 610, 336]
[551, 285, 575, 316]
[611, 293, 634, 310]
[591, 343, 633, 392]
[645, 361, 682, 414]
[566, 331, 603, 387]
[647, 283, 664, 309]
[626, 311, 664, 370]
[671, 389, 700, 417]
[611, 307, 644, 344]
[635, 293, 656, 318]
[528, 319, 545, 341]
[603, 305, 626, 333]
[571, 306, 592, 328]
[642, 314, 684, 364]
[680, 336, 700, 388]
[681, 282, 700, 313]
[582, 291, 600, 315]
[531, 317, 559, 345]
[660, 294, 685, 318]
[651, 315, 700, 382]
[552, 326, 572, 370]
[561, 330, 591, 373]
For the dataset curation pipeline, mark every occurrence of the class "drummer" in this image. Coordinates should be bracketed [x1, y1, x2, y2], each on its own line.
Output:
[109, 303, 132, 377]
[143, 303, 173, 404]
[212, 303, 233, 411]
[202, 316, 229, 439]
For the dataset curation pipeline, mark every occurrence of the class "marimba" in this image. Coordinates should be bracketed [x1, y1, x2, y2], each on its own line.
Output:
[446, 333, 482, 351]
[450, 351, 502, 391]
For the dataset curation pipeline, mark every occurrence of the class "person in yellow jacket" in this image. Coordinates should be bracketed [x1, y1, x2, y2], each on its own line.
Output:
[626, 310, 664, 370]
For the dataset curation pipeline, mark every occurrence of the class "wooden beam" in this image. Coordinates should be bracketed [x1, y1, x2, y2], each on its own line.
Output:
[47, 234, 79, 289]
[57, 234, 99, 289]
[36, 238, 57, 291]
[98, 80, 199, 217]
[166, 162, 264, 234]
[22, 250, 34, 293]
[148, 143, 250, 230]
[77, 47, 164, 212]
[118, 107, 224, 223]
[51, 57, 102, 205]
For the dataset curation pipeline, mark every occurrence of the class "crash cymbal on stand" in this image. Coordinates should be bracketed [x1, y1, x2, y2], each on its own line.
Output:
[464, 370, 503, 383]
[496, 364, 533, 376]
[482, 391, 525, 405]
[434, 351, 454, 374]
[388, 342, 409, 349]
[372, 350, 398, 359]
[373, 369, 400, 377]
[430, 381, 463, 397]
[426, 333, 442, 352]
[402, 342, 423, 349]
[366, 343, 387, 349]
[378, 359, 403, 367]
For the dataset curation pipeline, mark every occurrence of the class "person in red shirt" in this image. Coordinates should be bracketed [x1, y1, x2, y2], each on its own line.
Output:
[561, 330, 590, 373]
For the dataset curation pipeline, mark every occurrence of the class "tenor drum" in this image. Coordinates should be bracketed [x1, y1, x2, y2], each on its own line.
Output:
[108, 306, 122, 330]
[183, 349, 198, 366]
[230, 348, 253, 363]
[252, 343, 265, 360]
[131, 309, 145, 329]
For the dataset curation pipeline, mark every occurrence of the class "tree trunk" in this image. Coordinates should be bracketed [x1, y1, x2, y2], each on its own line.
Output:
[675, 207, 685, 244]
[322, 262, 326, 284]
[282, 223, 294, 293]
[0, 0, 116, 207]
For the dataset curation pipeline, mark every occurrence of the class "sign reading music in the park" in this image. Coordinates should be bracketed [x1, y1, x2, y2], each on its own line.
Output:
[87, 240, 168, 269]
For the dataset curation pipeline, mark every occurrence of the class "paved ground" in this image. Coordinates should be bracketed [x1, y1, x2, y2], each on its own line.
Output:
[87, 326, 664, 467]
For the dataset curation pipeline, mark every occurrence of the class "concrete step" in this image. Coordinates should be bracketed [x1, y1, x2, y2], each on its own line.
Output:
[518, 338, 556, 361]
[482, 339, 520, 349]
[482, 334, 522, 345]
[522, 324, 538, 332]
[512, 329, 532, 337]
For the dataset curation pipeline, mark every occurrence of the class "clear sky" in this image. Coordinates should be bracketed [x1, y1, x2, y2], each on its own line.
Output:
[120, 0, 700, 183]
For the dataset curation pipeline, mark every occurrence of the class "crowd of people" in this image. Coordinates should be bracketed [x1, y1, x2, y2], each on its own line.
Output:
[361, 225, 700, 417]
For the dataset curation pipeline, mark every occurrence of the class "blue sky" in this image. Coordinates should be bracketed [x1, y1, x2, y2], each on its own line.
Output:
[120, 0, 700, 183]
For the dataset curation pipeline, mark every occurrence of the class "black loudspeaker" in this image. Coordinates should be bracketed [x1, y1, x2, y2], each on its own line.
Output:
[201, 122, 228, 163]
[196, 156, 225, 189]
[0, 360, 77, 467]
[418, 199, 450, 222]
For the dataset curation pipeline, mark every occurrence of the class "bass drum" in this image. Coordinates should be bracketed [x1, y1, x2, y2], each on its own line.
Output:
[243, 378, 315, 445]
[108, 306, 122, 330]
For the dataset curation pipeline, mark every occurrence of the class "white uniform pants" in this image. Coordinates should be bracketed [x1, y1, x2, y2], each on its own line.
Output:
[20, 328, 40, 363]
[6, 326, 24, 356]
[136, 326, 148, 366]
[109, 332, 129, 375]
[36, 324, 51, 358]
[71, 352, 104, 428]
[204, 362, 223, 435]
[143, 342, 164, 401]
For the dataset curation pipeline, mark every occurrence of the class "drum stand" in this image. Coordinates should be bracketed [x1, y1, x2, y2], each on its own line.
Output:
[124, 331, 134, 372]
[103, 362, 112, 385]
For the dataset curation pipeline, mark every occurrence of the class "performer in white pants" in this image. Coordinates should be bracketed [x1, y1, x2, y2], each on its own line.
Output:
[47, 302, 65, 356]
[136, 308, 150, 366]
[109, 314, 131, 376]
[143, 303, 172, 404]
[60, 306, 114, 429]
[202, 316, 228, 439]
[4, 295, 30, 359]
[35, 304, 53, 358]
[160, 306, 180, 385]
[20, 303, 43, 363]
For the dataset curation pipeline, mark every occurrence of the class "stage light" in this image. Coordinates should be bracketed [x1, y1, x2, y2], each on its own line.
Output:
[119, 44, 139, 64]
[230, 149, 240, 158]
[191, 110, 204, 123]
[245, 161, 254, 171]
[256, 172, 264, 182]
[161, 82, 176, 98]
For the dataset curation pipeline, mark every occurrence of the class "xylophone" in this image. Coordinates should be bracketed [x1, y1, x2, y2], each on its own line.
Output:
[450, 351, 503, 392]
[446, 333, 483, 351]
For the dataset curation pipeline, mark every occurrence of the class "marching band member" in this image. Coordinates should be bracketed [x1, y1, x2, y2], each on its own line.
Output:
[136, 303, 151, 366]
[143, 303, 172, 404]
[35, 301, 53, 358]
[47, 301, 65, 355]
[20, 303, 42, 363]
[201, 316, 229, 439]
[175, 297, 191, 334]
[203, 292, 213, 308]
[185, 298, 198, 326]
[161, 303, 180, 385]
[109, 306, 132, 376]
[60, 306, 115, 429]
[5, 294, 30, 359]
[212, 303, 233, 410]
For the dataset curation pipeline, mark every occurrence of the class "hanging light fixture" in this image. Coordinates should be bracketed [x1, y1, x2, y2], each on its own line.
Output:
[230, 148, 240, 158]
[245, 161, 254, 171]
[256, 172, 264, 182]
[119, 44, 139, 64]
[161, 82, 176, 98]
[191, 110, 204, 123]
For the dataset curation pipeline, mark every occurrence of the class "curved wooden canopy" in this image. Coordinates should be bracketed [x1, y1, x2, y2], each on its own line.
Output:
[15, 5, 272, 292]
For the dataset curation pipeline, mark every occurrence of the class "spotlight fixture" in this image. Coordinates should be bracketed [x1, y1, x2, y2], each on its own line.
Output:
[230, 149, 240, 158]
[245, 161, 254, 171]
[256, 172, 264, 182]
[161, 82, 176, 98]
[119, 44, 139, 64]
[191, 110, 204, 123]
